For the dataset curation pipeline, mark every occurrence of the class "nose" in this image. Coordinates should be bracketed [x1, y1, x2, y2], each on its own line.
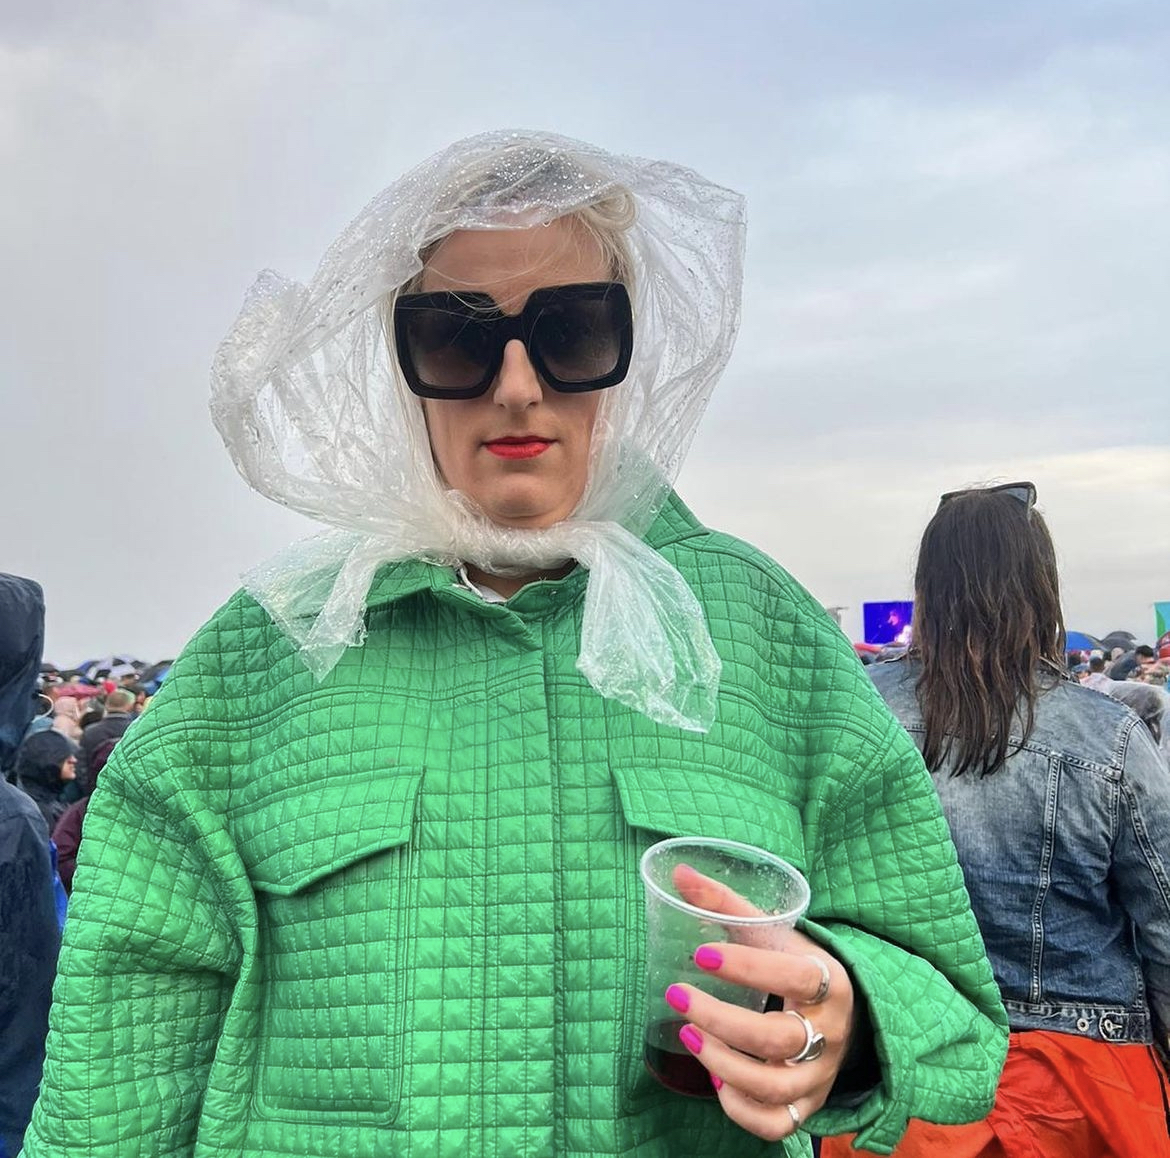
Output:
[491, 338, 543, 408]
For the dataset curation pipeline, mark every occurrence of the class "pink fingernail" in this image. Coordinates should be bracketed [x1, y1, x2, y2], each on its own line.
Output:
[678, 1024, 703, 1054]
[665, 984, 690, 1013]
[711, 1074, 724, 1091]
[694, 946, 723, 971]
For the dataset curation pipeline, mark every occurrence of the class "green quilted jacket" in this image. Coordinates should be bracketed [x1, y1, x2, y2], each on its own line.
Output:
[24, 495, 1006, 1157]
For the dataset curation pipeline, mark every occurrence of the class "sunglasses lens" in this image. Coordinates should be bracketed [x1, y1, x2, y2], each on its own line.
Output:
[396, 283, 630, 395]
[1002, 485, 1036, 507]
[399, 301, 497, 392]
[939, 482, 1037, 511]
[532, 295, 625, 384]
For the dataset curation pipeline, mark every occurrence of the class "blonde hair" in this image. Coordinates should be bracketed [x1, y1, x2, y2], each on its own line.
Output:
[567, 190, 637, 286]
[380, 191, 637, 365]
[400, 190, 636, 297]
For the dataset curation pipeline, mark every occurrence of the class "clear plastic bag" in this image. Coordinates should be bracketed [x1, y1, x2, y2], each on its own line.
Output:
[210, 130, 745, 731]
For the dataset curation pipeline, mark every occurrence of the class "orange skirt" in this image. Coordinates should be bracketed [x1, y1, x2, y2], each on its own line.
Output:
[821, 1031, 1170, 1158]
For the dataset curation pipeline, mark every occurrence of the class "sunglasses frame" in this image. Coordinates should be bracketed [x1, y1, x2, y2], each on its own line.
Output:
[938, 480, 1037, 516]
[393, 280, 633, 400]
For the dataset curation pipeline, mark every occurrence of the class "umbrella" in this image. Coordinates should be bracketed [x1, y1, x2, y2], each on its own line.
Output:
[53, 684, 101, 700]
[79, 654, 144, 682]
[1100, 630, 1137, 652]
[1065, 631, 1102, 652]
[137, 660, 174, 694]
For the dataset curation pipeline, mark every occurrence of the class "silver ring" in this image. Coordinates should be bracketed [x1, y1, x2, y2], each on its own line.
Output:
[783, 1009, 826, 1065]
[805, 954, 831, 1004]
[787, 1102, 802, 1130]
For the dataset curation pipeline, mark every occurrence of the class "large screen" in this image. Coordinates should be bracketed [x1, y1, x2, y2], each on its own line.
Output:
[863, 601, 914, 646]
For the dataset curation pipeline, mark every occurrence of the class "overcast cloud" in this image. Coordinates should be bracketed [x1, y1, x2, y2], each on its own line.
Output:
[2, 0, 1167, 662]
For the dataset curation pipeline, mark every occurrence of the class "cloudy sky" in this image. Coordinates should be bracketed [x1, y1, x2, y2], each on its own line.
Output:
[3, 0, 1167, 664]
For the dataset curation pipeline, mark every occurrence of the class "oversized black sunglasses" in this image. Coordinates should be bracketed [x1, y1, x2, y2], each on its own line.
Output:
[393, 281, 633, 399]
[939, 480, 1037, 517]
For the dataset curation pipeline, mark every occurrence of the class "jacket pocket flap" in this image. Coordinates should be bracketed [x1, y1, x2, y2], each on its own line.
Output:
[609, 762, 805, 865]
[241, 765, 426, 896]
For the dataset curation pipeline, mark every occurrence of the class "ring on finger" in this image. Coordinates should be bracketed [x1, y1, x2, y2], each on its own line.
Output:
[787, 1102, 802, 1130]
[804, 954, 831, 1004]
[783, 1009, 826, 1064]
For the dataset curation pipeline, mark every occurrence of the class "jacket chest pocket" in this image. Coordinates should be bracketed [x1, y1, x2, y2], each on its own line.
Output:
[246, 766, 425, 1126]
[608, 762, 807, 1109]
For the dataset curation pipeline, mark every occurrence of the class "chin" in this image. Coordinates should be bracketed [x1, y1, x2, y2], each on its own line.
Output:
[481, 497, 574, 529]
[476, 482, 579, 529]
[483, 505, 568, 530]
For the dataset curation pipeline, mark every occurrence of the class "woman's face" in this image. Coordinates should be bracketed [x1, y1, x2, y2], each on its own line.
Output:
[59, 754, 77, 781]
[418, 219, 609, 529]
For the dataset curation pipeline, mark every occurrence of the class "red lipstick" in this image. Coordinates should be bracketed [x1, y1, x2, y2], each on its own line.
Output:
[484, 437, 552, 459]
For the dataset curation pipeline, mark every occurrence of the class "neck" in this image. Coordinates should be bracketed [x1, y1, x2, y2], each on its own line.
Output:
[465, 561, 575, 599]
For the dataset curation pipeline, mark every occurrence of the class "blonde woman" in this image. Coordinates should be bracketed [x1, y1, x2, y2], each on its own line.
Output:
[26, 133, 1006, 1157]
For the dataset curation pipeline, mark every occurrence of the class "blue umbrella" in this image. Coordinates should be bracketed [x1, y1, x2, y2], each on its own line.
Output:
[1065, 631, 1102, 652]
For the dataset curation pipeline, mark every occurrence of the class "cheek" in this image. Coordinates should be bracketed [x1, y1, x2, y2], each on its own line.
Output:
[421, 402, 459, 479]
[571, 397, 603, 456]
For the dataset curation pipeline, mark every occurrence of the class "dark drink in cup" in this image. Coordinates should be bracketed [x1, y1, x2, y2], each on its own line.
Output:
[643, 1018, 716, 1098]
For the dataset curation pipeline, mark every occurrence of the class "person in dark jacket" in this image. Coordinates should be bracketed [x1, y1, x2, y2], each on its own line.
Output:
[52, 737, 120, 893]
[1108, 645, 1155, 681]
[0, 575, 44, 784]
[0, 692, 59, 1158]
[14, 732, 78, 833]
[74, 689, 135, 796]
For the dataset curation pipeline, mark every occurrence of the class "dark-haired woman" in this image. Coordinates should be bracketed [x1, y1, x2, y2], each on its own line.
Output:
[826, 482, 1170, 1157]
[13, 731, 78, 832]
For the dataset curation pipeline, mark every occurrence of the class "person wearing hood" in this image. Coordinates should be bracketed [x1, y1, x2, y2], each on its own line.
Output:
[1107, 681, 1169, 762]
[0, 774, 60, 1158]
[0, 572, 58, 1158]
[24, 132, 1005, 1158]
[0, 574, 44, 785]
[14, 731, 78, 833]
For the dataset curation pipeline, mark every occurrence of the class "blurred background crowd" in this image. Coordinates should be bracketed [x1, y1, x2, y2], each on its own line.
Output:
[854, 629, 1170, 755]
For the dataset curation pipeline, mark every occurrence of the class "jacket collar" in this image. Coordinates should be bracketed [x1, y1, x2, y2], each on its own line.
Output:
[363, 490, 707, 612]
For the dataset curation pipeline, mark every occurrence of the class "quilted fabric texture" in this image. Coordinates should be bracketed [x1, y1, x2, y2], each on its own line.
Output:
[23, 494, 1006, 1157]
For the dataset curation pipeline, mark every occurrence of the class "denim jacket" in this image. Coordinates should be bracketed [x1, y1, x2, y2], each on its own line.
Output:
[870, 658, 1170, 1045]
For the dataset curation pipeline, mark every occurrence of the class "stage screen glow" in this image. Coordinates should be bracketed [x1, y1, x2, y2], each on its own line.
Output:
[863, 601, 914, 646]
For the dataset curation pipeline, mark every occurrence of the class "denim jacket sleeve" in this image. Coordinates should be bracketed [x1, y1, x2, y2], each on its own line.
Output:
[1113, 716, 1170, 1028]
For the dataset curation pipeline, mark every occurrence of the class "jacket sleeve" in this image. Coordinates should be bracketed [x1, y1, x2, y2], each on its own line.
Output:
[0, 808, 59, 1158]
[1112, 716, 1170, 1029]
[21, 745, 244, 1158]
[793, 639, 1008, 1154]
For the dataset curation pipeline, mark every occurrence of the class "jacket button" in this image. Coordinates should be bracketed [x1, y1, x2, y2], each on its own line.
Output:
[1076, 1017, 1090, 1031]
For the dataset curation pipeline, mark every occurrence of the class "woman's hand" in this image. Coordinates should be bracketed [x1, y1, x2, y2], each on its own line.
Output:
[669, 864, 856, 1142]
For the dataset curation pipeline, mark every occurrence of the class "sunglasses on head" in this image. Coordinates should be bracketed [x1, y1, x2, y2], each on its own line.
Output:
[939, 481, 1037, 515]
[393, 281, 633, 399]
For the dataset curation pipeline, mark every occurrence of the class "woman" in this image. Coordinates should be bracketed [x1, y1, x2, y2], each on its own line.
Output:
[25, 132, 1005, 1157]
[13, 730, 77, 832]
[827, 482, 1170, 1156]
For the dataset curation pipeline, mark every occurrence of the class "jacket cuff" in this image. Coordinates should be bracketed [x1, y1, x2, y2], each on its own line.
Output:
[796, 920, 911, 1154]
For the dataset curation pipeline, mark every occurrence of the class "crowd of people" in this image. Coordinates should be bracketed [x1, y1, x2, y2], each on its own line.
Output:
[857, 634, 1170, 759]
[2, 132, 1168, 1158]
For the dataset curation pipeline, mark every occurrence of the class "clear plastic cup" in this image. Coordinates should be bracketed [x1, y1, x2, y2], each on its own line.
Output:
[639, 836, 810, 1097]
